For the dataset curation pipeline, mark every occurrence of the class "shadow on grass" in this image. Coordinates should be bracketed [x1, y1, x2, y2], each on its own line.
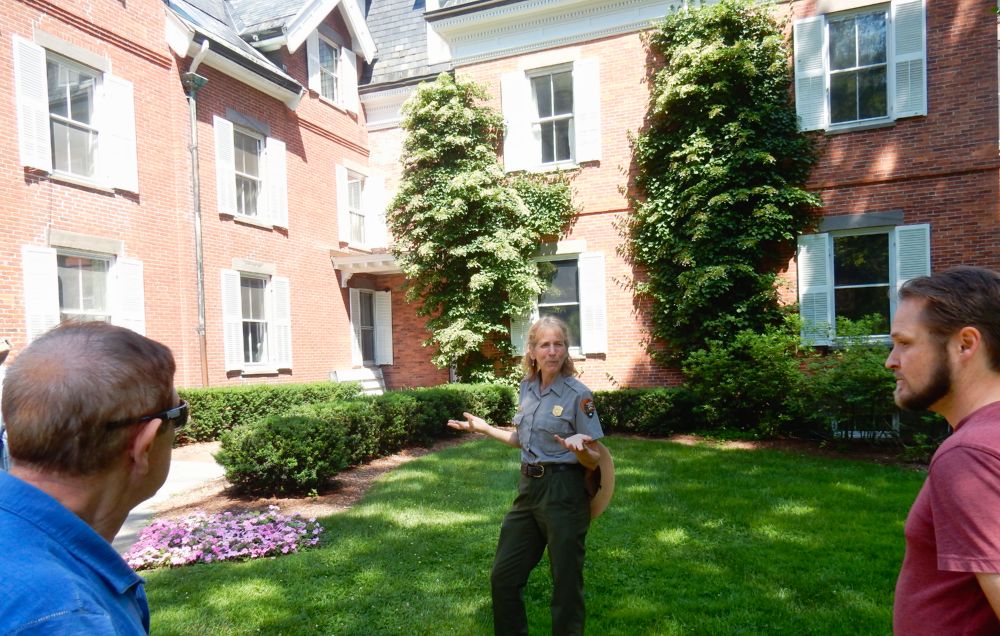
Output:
[146, 437, 924, 635]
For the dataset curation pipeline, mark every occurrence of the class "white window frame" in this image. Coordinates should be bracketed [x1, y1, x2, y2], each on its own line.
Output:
[826, 7, 890, 127]
[56, 249, 112, 323]
[793, 0, 926, 132]
[535, 256, 583, 356]
[501, 58, 601, 173]
[318, 35, 340, 103]
[306, 31, 358, 113]
[797, 223, 930, 345]
[528, 65, 575, 167]
[349, 288, 393, 366]
[233, 127, 264, 219]
[21, 244, 146, 342]
[511, 247, 607, 357]
[213, 116, 289, 228]
[221, 269, 293, 373]
[336, 164, 387, 248]
[12, 34, 139, 192]
[348, 172, 366, 245]
[46, 53, 100, 181]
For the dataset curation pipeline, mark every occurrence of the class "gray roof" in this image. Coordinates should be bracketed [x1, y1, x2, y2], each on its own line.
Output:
[226, 0, 300, 35]
[363, 0, 449, 88]
[165, 0, 301, 94]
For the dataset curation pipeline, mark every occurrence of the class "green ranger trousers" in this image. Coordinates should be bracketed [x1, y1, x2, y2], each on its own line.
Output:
[491, 466, 591, 636]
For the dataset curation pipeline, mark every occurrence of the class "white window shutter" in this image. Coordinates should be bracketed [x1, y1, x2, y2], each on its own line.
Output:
[12, 35, 51, 172]
[572, 59, 601, 164]
[213, 117, 237, 215]
[894, 223, 930, 292]
[893, 0, 926, 118]
[306, 31, 321, 94]
[336, 164, 351, 243]
[797, 233, 834, 345]
[101, 75, 139, 192]
[578, 252, 607, 354]
[793, 17, 826, 132]
[111, 257, 146, 335]
[501, 71, 534, 172]
[221, 269, 244, 371]
[363, 173, 388, 248]
[271, 276, 293, 369]
[374, 290, 393, 365]
[349, 288, 363, 365]
[265, 137, 289, 227]
[21, 245, 59, 343]
[341, 49, 359, 114]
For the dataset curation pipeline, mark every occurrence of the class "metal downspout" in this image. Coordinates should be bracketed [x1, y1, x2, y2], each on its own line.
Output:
[182, 41, 210, 386]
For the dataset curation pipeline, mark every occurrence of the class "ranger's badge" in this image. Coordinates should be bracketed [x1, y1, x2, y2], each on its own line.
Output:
[552, 405, 564, 417]
[582, 398, 596, 418]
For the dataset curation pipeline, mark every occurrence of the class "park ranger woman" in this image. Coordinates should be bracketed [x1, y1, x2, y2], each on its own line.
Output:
[448, 316, 606, 635]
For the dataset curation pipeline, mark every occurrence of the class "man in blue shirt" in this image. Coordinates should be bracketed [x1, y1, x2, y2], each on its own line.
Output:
[0, 322, 182, 634]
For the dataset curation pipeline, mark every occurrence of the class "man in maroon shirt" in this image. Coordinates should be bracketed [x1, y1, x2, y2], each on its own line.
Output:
[887, 266, 1000, 635]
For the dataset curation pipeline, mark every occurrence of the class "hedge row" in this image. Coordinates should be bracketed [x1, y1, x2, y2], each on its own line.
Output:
[215, 383, 516, 496]
[176, 382, 363, 444]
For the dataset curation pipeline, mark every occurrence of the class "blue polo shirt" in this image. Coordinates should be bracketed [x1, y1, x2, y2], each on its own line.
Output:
[0, 471, 149, 634]
[513, 374, 604, 464]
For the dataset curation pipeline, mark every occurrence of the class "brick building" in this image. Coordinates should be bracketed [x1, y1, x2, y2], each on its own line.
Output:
[1, 0, 996, 393]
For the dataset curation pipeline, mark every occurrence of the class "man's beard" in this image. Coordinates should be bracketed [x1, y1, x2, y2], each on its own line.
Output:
[897, 347, 952, 412]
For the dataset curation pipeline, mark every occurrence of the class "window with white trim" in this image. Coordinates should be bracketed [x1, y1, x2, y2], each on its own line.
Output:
[318, 36, 340, 102]
[501, 59, 601, 172]
[793, 0, 925, 132]
[336, 166, 387, 248]
[20, 244, 146, 342]
[12, 35, 138, 191]
[511, 250, 606, 356]
[221, 269, 292, 372]
[530, 69, 573, 165]
[349, 289, 393, 366]
[306, 31, 358, 113]
[57, 251, 111, 323]
[797, 223, 930, 344]
[213, 117, 289, 228]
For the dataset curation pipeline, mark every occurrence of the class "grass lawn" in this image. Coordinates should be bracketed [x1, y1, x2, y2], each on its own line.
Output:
[145, 437, 925, 635]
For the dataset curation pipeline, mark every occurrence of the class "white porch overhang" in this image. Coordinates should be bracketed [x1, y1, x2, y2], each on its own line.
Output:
[331, 252, 402, 287]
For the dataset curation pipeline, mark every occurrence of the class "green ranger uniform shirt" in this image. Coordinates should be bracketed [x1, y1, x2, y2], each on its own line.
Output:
[513, 374, 604, 464]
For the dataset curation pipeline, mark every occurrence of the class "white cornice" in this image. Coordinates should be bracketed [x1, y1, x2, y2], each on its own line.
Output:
[431, 0, 687, 64]
[286, 0, 377, 61]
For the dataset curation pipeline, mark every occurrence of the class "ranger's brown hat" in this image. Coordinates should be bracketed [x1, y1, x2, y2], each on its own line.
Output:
[585, 442, 615, 519]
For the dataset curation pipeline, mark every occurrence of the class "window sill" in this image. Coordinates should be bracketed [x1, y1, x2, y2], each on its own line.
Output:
[241, 367, 282, 376]
[523, 161, 581, 175]
[824, 118, 895, 135]
[47, 171, 115, 193]
[232, 215, 276, 230]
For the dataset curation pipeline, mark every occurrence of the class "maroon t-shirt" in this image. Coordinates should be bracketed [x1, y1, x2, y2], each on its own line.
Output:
[894, 401, 1000, 635]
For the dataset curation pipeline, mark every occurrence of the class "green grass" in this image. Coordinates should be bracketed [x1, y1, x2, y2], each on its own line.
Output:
[145, 437, 925, 635]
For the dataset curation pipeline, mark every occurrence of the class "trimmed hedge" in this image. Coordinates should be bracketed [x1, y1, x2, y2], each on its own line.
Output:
[594, 388, 697, 436]
[177, 382, 362, 444]
[216, 383, 517, 496]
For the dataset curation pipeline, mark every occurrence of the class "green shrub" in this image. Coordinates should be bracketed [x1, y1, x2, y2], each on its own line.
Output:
[178, 382, 362, 444]
[682, 320, 809, 437]
[215, 414, 352, 496]
[594, 388, 696, 436]
[290, 400, 381, 465]
[804, 317, 897, 439]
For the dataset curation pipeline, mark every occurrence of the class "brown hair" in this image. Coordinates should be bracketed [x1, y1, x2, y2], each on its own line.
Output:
[2, 321, 176, 476]
[520, 315, 576, 381]
[898, 266, 1000, 371]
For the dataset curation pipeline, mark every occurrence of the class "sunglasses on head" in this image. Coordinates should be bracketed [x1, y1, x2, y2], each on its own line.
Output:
[106, 400, 189, 431]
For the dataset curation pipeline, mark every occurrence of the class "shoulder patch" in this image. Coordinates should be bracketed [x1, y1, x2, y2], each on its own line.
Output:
[581, 398, 596, 418]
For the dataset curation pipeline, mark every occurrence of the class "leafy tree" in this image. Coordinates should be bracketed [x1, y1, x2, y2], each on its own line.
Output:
[628, 0, 821, 358]
[387, 73, 574, 381]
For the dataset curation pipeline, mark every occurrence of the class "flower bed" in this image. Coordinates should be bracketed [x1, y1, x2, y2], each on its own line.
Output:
[125, 506, 323, 570]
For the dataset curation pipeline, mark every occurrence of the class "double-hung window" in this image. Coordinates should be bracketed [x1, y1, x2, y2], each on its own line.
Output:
[221, 269, 292, 372]
[511, 250, 607, 356]
[13, 34, 138, 191]
[318, 37, 340, 103]
[233, 129, 263, 218]
[797, 224, 929, 344]
[501, 59, 601, 172]
[793, 0, 925, 132]
[21, 242, 146, 342]
[349, 289, 393, 366]
[306, 30, 358, 113]
[336, 165, 387, 248]
[57, 251, 111, 323]
[530, 70, 573, 165]
[214, 116, 288, 228]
